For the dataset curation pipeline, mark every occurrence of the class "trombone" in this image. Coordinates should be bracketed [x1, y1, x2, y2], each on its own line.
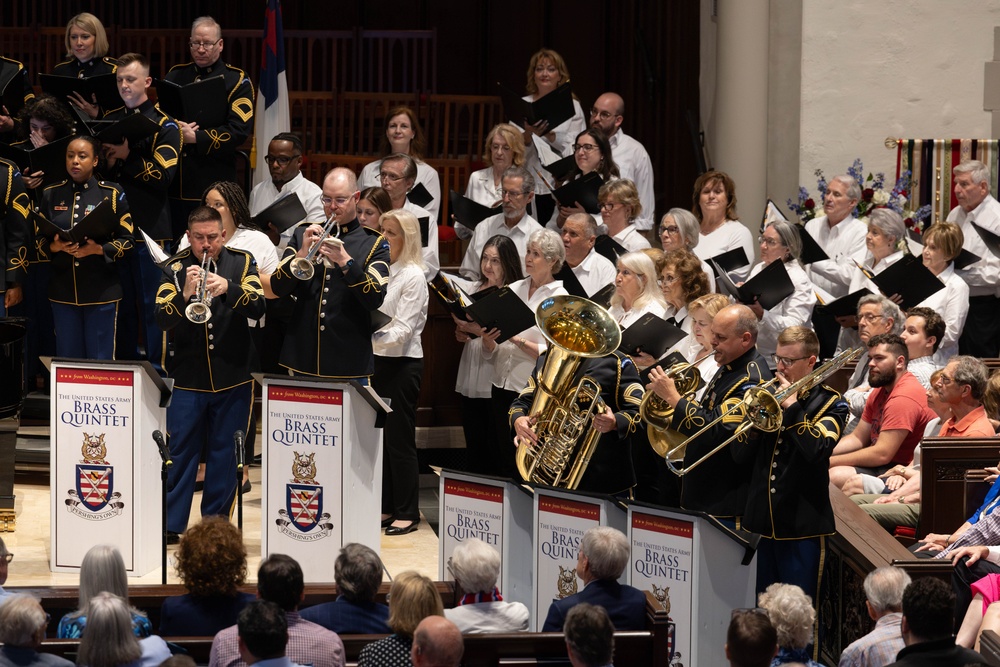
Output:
[185, 251, 214, 324]
[664, 347, 862, 477]
[290, 210, 340, 281]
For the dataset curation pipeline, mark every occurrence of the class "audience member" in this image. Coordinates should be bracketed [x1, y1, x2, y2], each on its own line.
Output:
[886, 577, 983, 666]
[838, 567, 911, 667]
[0, 536, 11, 605]
[757, 583, 821, 666]
[299, 543, 391, 634]
[0, 595, 74, 667]
[237, 600, 290, 667]
[76, 592, 170, 667]
[564, 603, 615, 667]
[726, 609, 777, 667]
[444, 538, 529, 633]
[897, 307, 944, 390]
[357, 571, 444, 667]
[840, 295, 904, 425]
[410, 616, 464, 667]
[58, 545, 152, 638]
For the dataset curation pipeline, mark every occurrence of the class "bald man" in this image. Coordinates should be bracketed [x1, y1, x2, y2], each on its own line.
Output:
[410, 617, 464, 667]
[590, 92, 655, 231]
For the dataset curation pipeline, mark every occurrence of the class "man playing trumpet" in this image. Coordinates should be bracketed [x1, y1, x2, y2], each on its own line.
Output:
[155, 205, 265, 540]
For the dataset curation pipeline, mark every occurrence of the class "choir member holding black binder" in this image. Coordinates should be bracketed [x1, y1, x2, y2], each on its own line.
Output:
[690, 170, 755, 281]
[48, 14, 118, 119]
[376, 153, 438, 281]
[549, 128, 619, 230]
[906, 223, 969, 363]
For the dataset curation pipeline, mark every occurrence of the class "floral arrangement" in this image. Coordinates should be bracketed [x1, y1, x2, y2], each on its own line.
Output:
[787, 159, 932, 232]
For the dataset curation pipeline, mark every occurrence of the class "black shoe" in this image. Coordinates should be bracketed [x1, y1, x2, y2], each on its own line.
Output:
[166, 531, 181, 545]
[241, 479, 252, 494]
[380, 515, 395, 528]
[253, 454, 262, 465]
[385, 520, 419, 536]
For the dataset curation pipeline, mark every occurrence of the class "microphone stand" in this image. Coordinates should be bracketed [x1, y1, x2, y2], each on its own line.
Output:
[234, 430, 245, 532]
[152, 430, 171, 585]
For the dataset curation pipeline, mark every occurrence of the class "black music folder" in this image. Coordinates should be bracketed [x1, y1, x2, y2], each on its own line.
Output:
[869, 254, 944, 309]
[619, 314, 687, 358]
[417, 216, 430, 247]
[39, 73, 122, 113]
[94, 112, 161, 146]
[251, 193, 307, 233]
[427, 273, 498, 330]
[448, 191, 501, 229]
[465, 285, 535, 344]
[971, 221, 1000, 260]
[713, 259, 794, 310]
[531, 134, 576, 181]
[554, 263, 587, 299]
[407, 182, 433, 209]
[590, 283, 615, 309]
[0, 72, 27, 118]
[0, 135, 72, 184]
[497, 81, 575, 129]
[154, 76, 228, 127]
[594, 234, 627, 263]
[371, 309, 392, 333]
[31, 199, 117, 244]
[823, 288, 873, 319]
[552, 172, 602, 214]
[708, 246, 751, 277]
[795, 225, 829, 265]
[760, 198, 789, 232]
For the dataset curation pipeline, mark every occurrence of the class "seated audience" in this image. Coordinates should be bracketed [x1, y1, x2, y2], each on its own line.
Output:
[444, 538, 529, 633]
[542, 527, 646, 632]
[0, 595, 74, 667]
[76, 592, 170, 667]
[839, 296, 904, 427]
[956, 568, 1000, 652]
[410, 617, 464, 667]
[58, 544, 152, 638]
[357, 571, 444, 667]
[887, 577, 983, 666]
[209, 554, 345, 667]
[564, 603, 615, 667]
[299, 543, 391, 634]
[726, 608, 777, 667]
[757, 583, 821, 666]
[838, 567, 911, 667]
[897, 307, 944, 389]
[236, 600, 290, 667]
[160, 516, 254, 636]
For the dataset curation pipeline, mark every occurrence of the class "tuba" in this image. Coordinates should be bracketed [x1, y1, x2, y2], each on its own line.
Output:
[639, 350, 715, 460]
[514, 295, 621, 489]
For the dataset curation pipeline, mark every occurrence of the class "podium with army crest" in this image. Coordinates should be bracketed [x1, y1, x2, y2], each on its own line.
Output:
[257, 374, 389, 583]
[48, 358, 171, 575]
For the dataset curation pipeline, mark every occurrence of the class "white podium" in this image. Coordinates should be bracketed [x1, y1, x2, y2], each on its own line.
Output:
[49, 358, 170, 575]
[626, 501, 757, 666]
[437, 469, 533, 608]
[257, 374, 388, 583]
[530, 485, 627, 631]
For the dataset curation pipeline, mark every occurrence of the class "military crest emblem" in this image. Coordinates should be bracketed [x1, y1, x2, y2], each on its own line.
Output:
[66, 432, 124, 519]
[276, 452, 333, 540]
[557, 565, 578, 599]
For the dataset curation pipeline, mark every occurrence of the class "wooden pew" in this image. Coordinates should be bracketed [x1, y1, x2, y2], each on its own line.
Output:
[918, 437, 1000, 538]
[982, 629, 1000, 667]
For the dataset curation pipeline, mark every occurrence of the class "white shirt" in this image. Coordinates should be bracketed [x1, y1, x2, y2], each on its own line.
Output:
[611, 225, 651, 253]
[522, 97, 587, 195]
[916, 263, 969, 364]
[805, 214, 868, 300]
[452, 277, 496, 399]
[694, 220, 755, 281]
[571, 248, 617, 297]
[609, 298, 667, 330]
[455, 167, 503, 240]
[359, 159, 442, 224]
[373, 262, 427, 358]
[460, 212, 544, 280]
[948, 193, 1000, 296]
[402, 200, 439, 281]
[248, 172, 326, 253]
[445, 600, 530, 634]
[847, 249, 905, 295]
[747, 260, 817, 361]
[485, 277, 568, 392]
[609, 130, 655, 230]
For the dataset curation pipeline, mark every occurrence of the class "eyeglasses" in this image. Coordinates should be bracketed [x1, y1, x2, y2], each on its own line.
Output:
[490, 143, 511, 153]
[589, 108, 620, 121]
[320, 195, 353, 207]
[772, 354, 810, 366]
[264, 154, 300, 166]
[189, 39, 222, 50]
[0, 553, 11, 563]
[758, 235, 783, 247]
[858, 313, 884, 323]
[379, 172, 404, 182]
[657, 275, 677, 287]
[500, 189, 528, 199]
[659, 225, 680, 235]
[600, 202, 620, 212]
[573, 143, 599, 154]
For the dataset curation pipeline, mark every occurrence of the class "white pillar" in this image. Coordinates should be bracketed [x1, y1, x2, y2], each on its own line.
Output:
[713, 0, 769, 256]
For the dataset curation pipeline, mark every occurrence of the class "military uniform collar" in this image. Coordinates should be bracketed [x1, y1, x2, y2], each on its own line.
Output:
[195, 60, 225, 79]
[133, 98, 155, 115]
[338, 218, 360, 234]
[72, 176, 99, 193]
[722, 347, 759, 373]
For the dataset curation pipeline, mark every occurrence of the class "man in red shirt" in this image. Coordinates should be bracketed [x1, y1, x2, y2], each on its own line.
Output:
[830, 333, 936, 491]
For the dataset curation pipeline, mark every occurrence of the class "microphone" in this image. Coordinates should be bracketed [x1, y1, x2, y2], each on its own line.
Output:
[234, 430, 246, 470]
[152, 430, 172, 467]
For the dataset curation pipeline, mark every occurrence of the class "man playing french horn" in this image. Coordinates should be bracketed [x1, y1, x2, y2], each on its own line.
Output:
[155, 205, 265, 541]
[645, 304, 772, 519]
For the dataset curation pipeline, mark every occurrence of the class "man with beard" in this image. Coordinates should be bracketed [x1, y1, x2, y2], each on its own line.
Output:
[829, 333, 935, 491]
[841, 295, 903, 430]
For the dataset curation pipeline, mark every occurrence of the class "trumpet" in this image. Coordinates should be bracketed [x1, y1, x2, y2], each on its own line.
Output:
[185, 251, 214, 323]
[290, 211, 340, 281]
[639, 350, 716, 459]
[663, 347, 863, 477]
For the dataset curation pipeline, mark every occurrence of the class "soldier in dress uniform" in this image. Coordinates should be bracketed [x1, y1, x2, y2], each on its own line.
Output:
[103, 52, 180, 370]
[735, 326, 847, 600]
[646, 303, 773, 519]
[51, 13, 118, 120]
[269, 168, 390, 381]
[155, 205, 264, 539]
[164, 16, 254, 242]
[0, 158, 29, 315]
[0, 56, 34, 143]
[38, 135, 134, 360]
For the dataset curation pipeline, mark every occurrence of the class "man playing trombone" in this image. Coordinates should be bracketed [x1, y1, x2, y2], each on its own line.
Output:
[735, 326, 848, 600]
[645, 303, 772, 519]
[155, 206, 265, 540]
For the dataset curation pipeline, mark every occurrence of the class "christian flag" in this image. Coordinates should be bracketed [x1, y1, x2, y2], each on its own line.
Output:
[253, 0, 290, 186]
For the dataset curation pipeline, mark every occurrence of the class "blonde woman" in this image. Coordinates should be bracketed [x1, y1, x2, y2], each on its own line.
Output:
[357, 571, 444, 667]
[609, 251, 666, 329]
[455, 123, 526, 239]
[52, 13, 117, 118]
[373, 210, 428, 536]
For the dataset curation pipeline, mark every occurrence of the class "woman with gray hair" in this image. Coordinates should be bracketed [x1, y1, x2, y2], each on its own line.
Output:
[847, 207, 907, 295]
[0, 595, 74, 667]
[76, 593, 170, 667]
[658, 208, 715, 292]
[483, 228, 568, 479]
[757, 583, 822, 666]
[743, 219, 817, 363]
[444, 538, 529, 633]
[57, 545, 152, 639]
[608, 251, 667, 328]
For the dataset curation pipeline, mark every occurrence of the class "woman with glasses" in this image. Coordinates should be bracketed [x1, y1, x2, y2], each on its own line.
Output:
[597, 178, 649, 253]
[372, 153, 438, 280]
[358, 106, 441, 224]
[551, 128, 620, 230]
[609, 251, 666, 329]
[691, 170, 755, 281]
[51, 13, 117, 118]
[454, 123, 526, 239]
[658, 207, 715, 291]
[744, 220, 816, 363]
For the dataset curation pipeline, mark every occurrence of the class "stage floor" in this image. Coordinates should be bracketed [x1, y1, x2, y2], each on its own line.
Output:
[5, 466, 441, 586]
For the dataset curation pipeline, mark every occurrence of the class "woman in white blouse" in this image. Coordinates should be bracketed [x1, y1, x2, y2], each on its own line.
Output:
[358, 106, 441, 223]
[550, 128, 620, 229]
[483, 229, 567, 479]
[598, 178, 651, 253]
[745, 219, 817, 364]
[847, 207, 907, 294]
[454, 124, 525, 239]
[609, 251, 666, 329]
[452, 235, 524, 474]
[372, 209, 428, 536]
[659, 207, 715, 291]
[916, 222, 970, 363]
[691, 170, 755, 281]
